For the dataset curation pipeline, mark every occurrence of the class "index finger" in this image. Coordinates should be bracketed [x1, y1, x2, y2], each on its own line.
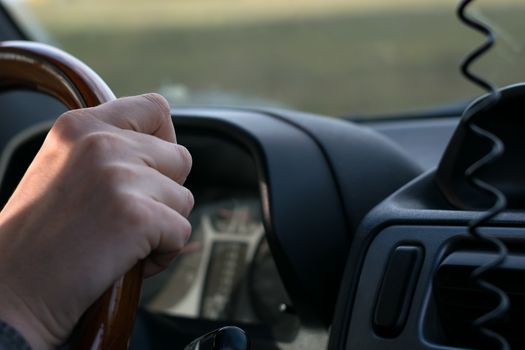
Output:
[86, 93, 176, 143]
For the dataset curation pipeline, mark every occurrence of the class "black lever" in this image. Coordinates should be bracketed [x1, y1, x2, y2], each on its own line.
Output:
[183, 326, 250, 350]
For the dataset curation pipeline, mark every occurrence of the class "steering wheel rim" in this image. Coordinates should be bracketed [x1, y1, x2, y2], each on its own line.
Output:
[0, 40, 143, 350]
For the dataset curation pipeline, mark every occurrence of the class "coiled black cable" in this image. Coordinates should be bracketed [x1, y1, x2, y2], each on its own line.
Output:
[457, 1, 510, 349]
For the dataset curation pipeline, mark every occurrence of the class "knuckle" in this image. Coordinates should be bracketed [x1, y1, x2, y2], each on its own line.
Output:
[176, 145, 193, 173]
[178, 218, 192, 246]
[53, 111, 86, 137]
[142, 93, 171, 120]
[181, 187, 195, 217]
[79, 131, 124, 158]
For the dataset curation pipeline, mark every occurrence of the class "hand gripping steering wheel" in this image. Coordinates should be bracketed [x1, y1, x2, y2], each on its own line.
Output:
[0, 40, 143, 350]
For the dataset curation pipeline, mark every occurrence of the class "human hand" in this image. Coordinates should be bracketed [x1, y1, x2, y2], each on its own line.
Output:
[0, 94, 193, 350]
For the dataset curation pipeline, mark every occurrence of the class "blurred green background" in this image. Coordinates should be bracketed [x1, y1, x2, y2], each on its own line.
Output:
[12, 0, 525, 116]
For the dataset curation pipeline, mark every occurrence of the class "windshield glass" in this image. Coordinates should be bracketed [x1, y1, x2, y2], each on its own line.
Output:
[4, 0, 525, 117]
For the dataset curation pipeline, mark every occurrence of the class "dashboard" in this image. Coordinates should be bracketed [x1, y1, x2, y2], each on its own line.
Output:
[0, 90, 425, 348]
[0, 89, 464, 350]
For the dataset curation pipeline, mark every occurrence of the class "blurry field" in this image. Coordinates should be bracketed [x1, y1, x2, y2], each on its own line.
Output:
[15, 0, 525, 116]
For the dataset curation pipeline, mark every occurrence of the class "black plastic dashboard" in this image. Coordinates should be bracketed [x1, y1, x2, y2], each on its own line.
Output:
[0, 89, 469, 350]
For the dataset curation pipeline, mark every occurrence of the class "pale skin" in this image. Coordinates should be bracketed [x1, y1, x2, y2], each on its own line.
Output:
[0, 93, 194, 350]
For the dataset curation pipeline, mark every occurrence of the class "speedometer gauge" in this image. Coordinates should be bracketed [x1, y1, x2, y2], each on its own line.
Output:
[145, 196, 266, 323]
[144, 194, 298, 339]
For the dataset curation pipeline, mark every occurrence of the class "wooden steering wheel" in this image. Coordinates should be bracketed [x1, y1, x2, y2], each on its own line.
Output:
[0, 41, 142, 350]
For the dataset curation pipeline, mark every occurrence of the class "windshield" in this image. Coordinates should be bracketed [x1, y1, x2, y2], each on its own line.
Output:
[4, 0, 525, 117]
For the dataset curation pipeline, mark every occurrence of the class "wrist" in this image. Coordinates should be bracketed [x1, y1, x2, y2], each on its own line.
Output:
[0, 219, 60, 350]
[0, 284, 57, 350]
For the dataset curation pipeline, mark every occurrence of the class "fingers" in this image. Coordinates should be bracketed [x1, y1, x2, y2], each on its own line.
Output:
[85, 93, 176, 143]
[141, 199, 193, 277]
[125, 131, 192, 184]
[51, 94, 194, 278]
[130, 164, 194, 217]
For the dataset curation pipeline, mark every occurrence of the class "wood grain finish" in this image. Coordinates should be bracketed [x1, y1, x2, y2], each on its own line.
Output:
[72, 263, 143, 350]
[0, 41, 143, 350]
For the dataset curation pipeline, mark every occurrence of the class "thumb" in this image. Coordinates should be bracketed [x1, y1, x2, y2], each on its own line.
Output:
[86, 93, 176, 143]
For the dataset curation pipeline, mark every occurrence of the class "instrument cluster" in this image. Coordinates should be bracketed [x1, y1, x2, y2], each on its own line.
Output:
[142, 195, 299, 337]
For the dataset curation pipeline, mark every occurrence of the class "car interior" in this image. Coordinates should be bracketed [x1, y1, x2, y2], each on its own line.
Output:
[0, 1, 523, 350]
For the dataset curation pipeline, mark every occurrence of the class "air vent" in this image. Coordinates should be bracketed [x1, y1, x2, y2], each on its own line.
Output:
[434, 251, 525, 349]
